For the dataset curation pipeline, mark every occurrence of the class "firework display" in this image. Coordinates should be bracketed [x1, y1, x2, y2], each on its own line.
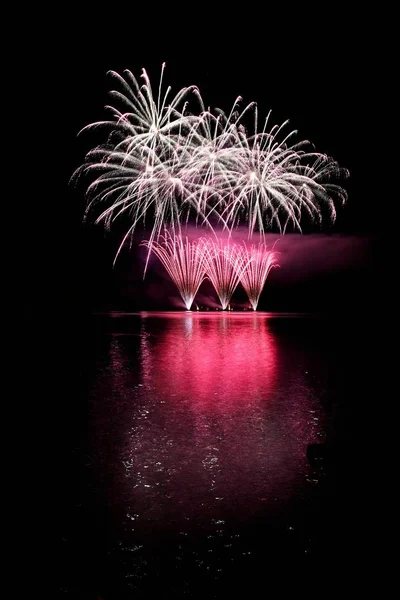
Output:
[73, 64, 349, 309]
[142, 232, 207, 310]
[144, 233, 278, 310]
[239, 242, 278, 310]
[200, 238, 248, 310]
[73, 64, 348, 262]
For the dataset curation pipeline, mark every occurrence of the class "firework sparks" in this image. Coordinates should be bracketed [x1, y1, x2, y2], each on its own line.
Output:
[221, 108, 348, 235]
[73, 64, 348, 263]
[201, 238, 249, 310]
[182, 98, 255, 220]
[240, 242, 279, 310]
[142, 232, 207, 310]
[80, 63, 199, 159]
[72, 64, 211, 263]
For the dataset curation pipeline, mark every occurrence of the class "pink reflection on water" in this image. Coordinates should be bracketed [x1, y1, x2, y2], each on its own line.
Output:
[92, 314, 324, 531]
[140, 313, 277, 413]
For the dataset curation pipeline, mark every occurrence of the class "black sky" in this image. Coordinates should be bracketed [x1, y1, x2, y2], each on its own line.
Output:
[25, 8, 390, 317]
[18, 13, 393, 593]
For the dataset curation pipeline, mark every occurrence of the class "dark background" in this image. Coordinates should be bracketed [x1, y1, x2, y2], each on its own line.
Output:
[26, 9, 388, 320]
[20, 8, 393, 595]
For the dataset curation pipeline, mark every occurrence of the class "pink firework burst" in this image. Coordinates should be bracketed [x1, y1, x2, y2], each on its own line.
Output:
[142, 232, 207, 310]
[201, 238, 249, 310]
[240, 242, 279, 310]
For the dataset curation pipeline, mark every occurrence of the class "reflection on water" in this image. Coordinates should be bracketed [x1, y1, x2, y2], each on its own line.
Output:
[86, 313, 330, 594]
[141, 312, 278, 409]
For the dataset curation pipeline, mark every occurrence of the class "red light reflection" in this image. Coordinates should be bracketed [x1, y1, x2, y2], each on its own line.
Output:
[140, 313, 277, 414]
[95, 313, 324, 530]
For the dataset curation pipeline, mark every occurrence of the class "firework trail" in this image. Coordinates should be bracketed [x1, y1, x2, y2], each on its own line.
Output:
[72, 64, 213, 263]
[79, 63, 198, 161]
[142, 232, 207, 310]
[221, 107, 348, 235]
[182, 97, 255, 220]
[240, 242, 278, 310]
[73, 64, 348, 263]
[201, 238, 249, 310]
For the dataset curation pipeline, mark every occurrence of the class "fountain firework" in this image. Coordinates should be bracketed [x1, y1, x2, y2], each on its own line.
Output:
[201, 238, 249, 310]
[239, 242, 278, 310]
[142, 232, 207, 310]
[73, 64, 348, 262]
[144, 232, 280, 310]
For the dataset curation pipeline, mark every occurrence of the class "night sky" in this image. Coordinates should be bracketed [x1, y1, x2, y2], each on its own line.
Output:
[22, 12, 387, 320]
[20, 11, 393, 595]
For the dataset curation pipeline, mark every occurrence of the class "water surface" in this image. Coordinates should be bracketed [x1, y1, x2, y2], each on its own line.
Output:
[63, 312, 344, 596]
